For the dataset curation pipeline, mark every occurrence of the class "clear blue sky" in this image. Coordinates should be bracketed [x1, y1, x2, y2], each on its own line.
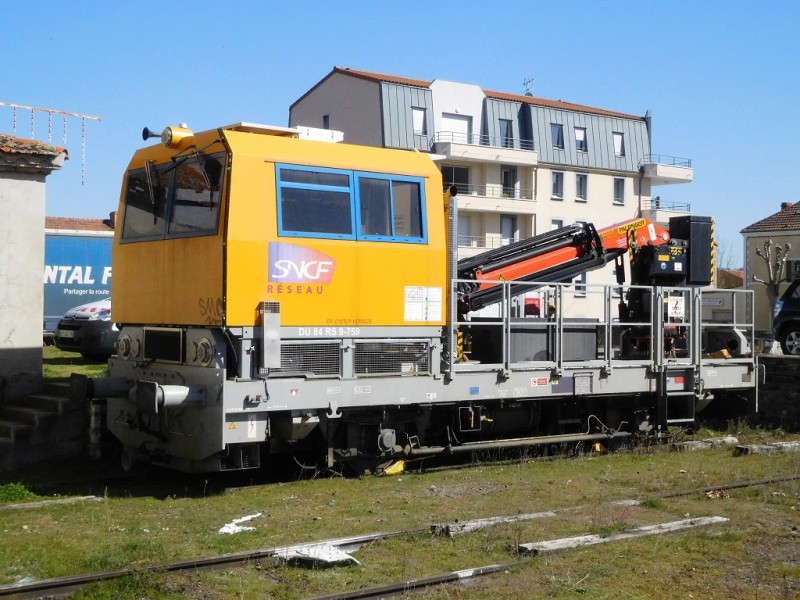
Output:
[2, 0, 797, 266]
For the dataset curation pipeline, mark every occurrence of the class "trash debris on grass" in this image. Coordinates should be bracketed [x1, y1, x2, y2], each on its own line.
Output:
[705, 490, 730, 499]
[218, 513, 262, 535]
[274, 543, 361, 567]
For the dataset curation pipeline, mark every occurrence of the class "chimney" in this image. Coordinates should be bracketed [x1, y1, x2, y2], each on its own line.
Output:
[105, 210, 117, 229]
[781, 202, 793, 211]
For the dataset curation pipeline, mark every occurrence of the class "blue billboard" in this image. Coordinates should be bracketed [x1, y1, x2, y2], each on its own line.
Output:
[44, 233, 113, 331]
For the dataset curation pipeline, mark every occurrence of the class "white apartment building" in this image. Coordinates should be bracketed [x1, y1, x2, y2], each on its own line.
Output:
[289, 67, 694, 316]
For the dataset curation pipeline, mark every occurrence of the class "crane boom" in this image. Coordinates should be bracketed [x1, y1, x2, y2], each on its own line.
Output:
[457, 217, 672, 313]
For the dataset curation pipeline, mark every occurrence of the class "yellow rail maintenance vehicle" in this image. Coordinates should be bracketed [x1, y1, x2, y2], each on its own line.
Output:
[85, 123, 760, 473]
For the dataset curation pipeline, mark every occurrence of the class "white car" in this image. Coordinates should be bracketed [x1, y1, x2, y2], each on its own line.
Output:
[54, 298, 119, 358]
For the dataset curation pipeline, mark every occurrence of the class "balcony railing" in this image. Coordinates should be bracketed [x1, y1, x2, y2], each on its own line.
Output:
[643, 154, 692, 168]
[446, 182, 535, 201]
[434, 131, 535, 151]
[642, 197, 691, 212]
[458, 235, 519, 249]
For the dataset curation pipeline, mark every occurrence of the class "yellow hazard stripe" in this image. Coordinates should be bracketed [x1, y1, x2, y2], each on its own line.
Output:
[710, 217, 716, 284]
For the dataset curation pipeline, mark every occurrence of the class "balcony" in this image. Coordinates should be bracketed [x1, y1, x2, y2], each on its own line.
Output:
[432, 131, 538, 166]
[458, 234, 519, 249]
[640, 196, 692, 225]
[452, 183, 538, 215]
[640, 154, 694, 185]
[450, 182, 535, 201]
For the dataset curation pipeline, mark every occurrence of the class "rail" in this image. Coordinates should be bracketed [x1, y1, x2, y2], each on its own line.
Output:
[433, 131, 535, 151]
[445, 182, 535, 200]
[643, 154, 692, 168]
[642, 197, 692, 212]
[448, 279, 755, 375]
[458, 235, 520, 249]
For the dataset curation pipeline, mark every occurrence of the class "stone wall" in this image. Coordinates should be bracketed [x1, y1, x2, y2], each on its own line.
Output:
[754, 356, 800, 432]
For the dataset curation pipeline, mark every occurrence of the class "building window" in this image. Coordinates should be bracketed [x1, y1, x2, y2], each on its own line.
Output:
[785, 259, 800, 282]
[322, 114, 330, 129]
[572, 272, 587, 297]
[613, 178, 625, 205]
[575, 127, 587, 152]
[551, 171, 564, 199]
[458, 214, 471, 247]
[550, 219, 563, 231]
[613, 132, 625, 157]
[412, 107, 427, 135]
[499, 119, 513, 148]
[502, 166, 517, 198]
[576, 174, 588, 202]
[551, 123, 564, 149]
[442, 165, 469, 194]
[501, 215, 517, 246]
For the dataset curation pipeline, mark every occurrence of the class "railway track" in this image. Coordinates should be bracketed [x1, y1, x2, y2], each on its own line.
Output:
[2, 473, 798, 599]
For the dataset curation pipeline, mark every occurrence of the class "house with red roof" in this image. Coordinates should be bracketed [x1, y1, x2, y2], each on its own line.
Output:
[741, 202, 800, 334]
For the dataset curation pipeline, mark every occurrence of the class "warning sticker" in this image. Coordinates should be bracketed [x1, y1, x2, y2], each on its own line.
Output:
[228, 422, 236, 430]
[531, 377, 548, 387]
[404, 286, 443, 322]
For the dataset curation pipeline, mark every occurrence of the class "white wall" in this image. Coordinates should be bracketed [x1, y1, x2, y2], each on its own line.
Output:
[0, 172, 47, 398]
[429, 79, 486, 135]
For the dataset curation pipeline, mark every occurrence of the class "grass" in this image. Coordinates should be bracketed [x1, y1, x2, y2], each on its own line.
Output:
[3, 349, 797, 597]
[0, 443, 798, 598]
[42, 345, 108, 380]
[0, 482, 36, 503]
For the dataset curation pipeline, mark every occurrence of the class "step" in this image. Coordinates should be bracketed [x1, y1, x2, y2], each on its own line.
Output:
[0, 405, 43, 426]
[43, 380, 72, 397]
[0, 419, 33, 442]
[20, 393, 76, 414]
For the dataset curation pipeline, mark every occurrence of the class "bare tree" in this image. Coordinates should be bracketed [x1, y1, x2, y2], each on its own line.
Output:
[753, 238, 791, 314]
[714, 237, 739, 270]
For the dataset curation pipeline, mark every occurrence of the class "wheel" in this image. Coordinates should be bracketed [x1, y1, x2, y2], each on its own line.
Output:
[780, 325, 800, 355]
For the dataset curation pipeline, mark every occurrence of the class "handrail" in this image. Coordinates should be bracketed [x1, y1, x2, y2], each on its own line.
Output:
[434, 131, 535, 151]
[643, 154, 692, 168]
[445, 182, 535, 200]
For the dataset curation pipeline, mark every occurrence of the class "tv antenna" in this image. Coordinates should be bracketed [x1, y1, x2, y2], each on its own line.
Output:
[523, 77, 535, 96]
[0, 101, 102, 185]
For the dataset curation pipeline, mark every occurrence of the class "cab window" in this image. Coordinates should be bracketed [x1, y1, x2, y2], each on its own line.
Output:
[277, 164, 426, 243]
[121, 151, 225, 242]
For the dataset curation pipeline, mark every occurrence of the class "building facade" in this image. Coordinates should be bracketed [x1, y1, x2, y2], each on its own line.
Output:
[741, 201, 800, 334]
[290, 67, 694, 316]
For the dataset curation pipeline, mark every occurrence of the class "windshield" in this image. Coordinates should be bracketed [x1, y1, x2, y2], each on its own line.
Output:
[121, 151, 226, 242]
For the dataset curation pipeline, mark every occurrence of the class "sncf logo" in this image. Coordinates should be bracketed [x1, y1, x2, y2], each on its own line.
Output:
[268, 242, 336, 283]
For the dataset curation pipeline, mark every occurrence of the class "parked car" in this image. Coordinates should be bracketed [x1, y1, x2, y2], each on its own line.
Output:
[773, 280, 800, 355]
[54, 298, 118, 358]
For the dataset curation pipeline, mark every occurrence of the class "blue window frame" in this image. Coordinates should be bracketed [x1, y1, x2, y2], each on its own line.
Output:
[276, 164, 427, 244]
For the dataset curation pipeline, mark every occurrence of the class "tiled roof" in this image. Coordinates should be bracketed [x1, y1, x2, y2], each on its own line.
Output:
[0, 134, 67, 157]
[294, 67, 644, 121]
[332, 66, 432, 89]
[45, 216, 113, 232]
[717, 269, 744, 289]
[740, 202, 800, 233]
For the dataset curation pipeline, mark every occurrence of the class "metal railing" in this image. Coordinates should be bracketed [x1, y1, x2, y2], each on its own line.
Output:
[457, 235, 519, 249]
[446, 182, 535, 200]
[643, 154, 692, 168]
[448, 279, 755, 374]
[642, 197, 692, 212]
[433, 131, 535, 151]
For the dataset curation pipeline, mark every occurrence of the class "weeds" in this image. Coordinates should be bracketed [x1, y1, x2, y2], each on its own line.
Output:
[0, 482, 36, 503]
